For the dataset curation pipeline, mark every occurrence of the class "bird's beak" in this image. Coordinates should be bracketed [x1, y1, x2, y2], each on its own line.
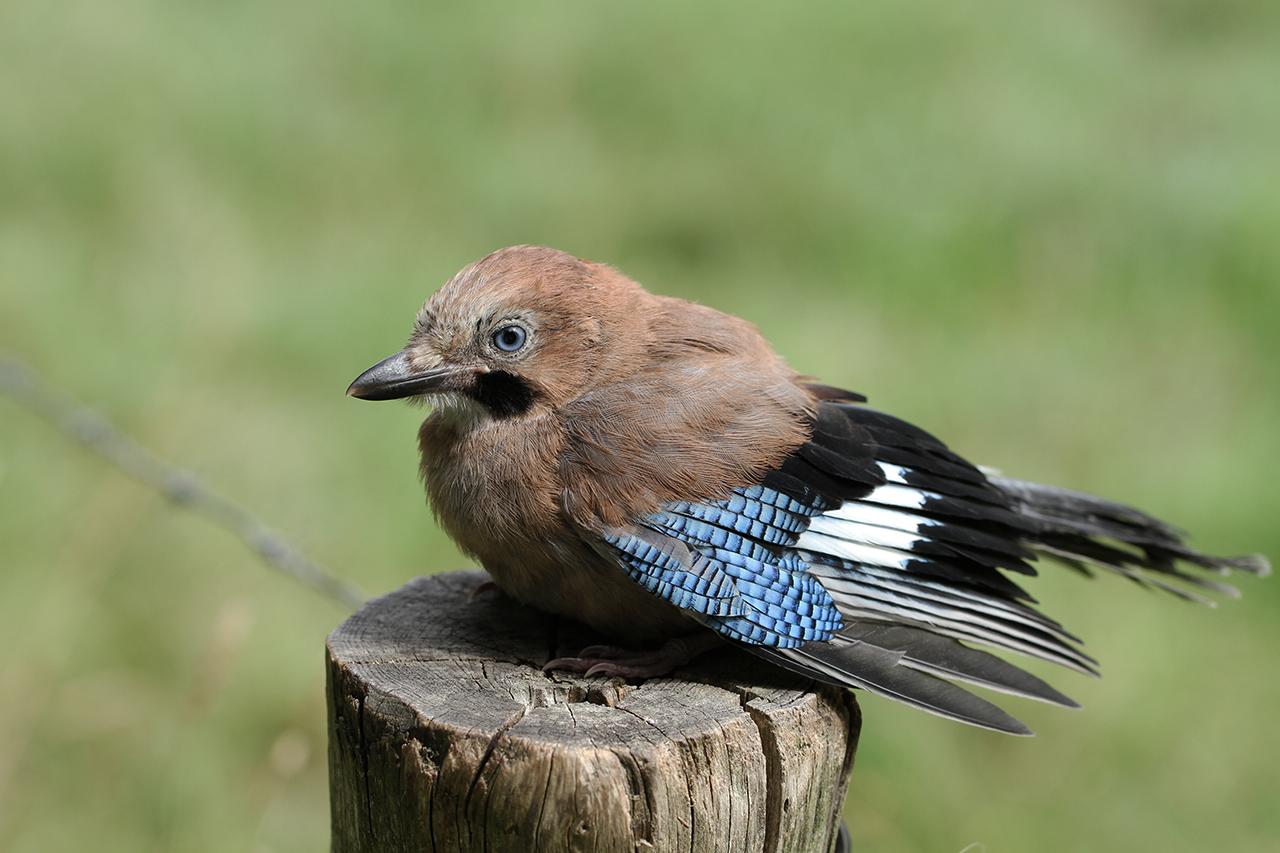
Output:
[346, 351, 467, 401]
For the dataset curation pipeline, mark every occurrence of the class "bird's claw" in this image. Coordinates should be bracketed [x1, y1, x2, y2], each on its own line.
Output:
[468, 580, 502, 601]
[542, 636, 719, 681]
[542, 654, 673, 680]
[541, 656, 595, 675]
[584, 661, 653, 679]
[574, 644, 635, 660]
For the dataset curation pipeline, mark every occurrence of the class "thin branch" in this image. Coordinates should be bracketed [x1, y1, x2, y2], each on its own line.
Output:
[0, 354, 365, 610]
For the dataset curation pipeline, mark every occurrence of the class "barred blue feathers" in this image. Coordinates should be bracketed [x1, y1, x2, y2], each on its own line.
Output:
[600, 485, 843, 648]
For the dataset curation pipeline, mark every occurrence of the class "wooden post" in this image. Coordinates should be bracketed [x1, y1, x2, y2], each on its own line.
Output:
[327, 571, 860, 853]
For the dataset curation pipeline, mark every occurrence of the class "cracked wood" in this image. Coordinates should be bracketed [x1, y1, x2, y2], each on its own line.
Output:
[327, 571, 860, 853]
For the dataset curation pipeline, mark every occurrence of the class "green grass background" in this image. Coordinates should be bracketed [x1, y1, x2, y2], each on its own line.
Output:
[2, 1, 1278, 850]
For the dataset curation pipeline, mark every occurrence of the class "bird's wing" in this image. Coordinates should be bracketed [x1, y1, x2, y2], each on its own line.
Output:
[576, 396, 1267, 735]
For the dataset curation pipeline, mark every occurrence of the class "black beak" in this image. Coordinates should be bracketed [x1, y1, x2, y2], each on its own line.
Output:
[346, 351, 467, 401]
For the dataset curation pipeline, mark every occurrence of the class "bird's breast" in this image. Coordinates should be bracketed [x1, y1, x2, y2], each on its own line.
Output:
[417, 414, 693, 643]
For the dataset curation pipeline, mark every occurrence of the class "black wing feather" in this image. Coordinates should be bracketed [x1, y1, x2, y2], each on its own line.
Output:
[741, 392, 1267, 733]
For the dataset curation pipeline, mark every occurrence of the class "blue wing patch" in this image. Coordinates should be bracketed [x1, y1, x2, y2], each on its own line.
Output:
[598, 527, 744, 617]
[599, 486, 843, 648]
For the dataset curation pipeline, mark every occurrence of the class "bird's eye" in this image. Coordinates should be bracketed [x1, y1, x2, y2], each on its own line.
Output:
[492, 324, 528, 353]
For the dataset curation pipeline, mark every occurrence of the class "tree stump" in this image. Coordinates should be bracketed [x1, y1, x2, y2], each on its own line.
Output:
[327, 570, 860, 853]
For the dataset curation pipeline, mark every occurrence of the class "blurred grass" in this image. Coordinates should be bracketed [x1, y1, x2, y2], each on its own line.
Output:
[1, 0, 1278, 850]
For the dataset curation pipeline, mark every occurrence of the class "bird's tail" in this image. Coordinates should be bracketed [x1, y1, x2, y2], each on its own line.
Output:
[986, 473, 1271, 604]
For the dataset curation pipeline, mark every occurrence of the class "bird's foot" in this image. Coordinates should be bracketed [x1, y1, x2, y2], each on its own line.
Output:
[543, 634, 721, 680]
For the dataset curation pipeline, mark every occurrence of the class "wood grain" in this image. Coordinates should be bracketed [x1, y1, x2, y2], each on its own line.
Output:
[327, 571, 859, 853]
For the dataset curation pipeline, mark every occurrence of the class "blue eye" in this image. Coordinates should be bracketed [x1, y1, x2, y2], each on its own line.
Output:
[492, 324, 528, 353]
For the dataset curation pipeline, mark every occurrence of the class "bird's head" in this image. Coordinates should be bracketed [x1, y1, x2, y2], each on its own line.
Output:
[347, 245, 649, 420]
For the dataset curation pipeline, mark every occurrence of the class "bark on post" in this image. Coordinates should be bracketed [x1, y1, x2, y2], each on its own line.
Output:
[327, 571, 860, 853]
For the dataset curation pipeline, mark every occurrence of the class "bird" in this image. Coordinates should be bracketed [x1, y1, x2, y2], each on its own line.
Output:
[347, 244, 1270, 735]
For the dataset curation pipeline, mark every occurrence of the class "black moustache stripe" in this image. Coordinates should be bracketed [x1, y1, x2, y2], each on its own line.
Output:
[470, 370, 538, 418]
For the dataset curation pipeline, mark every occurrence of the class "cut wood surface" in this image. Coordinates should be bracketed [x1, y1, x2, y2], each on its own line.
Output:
[327, 570, 860, 853]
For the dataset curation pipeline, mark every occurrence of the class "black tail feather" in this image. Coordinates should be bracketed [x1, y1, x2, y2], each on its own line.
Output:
[988, 475, 1272, 600]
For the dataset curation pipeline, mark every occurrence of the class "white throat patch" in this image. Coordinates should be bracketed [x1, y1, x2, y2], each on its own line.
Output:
[427, 392, 491, 429]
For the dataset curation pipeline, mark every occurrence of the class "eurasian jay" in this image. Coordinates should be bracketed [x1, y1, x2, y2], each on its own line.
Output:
[348, 245, 1269, 734]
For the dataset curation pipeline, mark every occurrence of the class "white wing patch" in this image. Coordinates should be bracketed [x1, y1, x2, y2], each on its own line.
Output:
[797, 487, 935, 567]
[822, 500, 940, 534]
[805, 515, 923, 552]
[861, 483, 930, 510]
[796, 532, 916, 570]
[877, 462, 910, 483]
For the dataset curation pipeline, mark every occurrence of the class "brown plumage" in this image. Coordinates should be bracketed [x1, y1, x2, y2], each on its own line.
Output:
[349, 244, 1269, 735]
[410, 246, 812, 641]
